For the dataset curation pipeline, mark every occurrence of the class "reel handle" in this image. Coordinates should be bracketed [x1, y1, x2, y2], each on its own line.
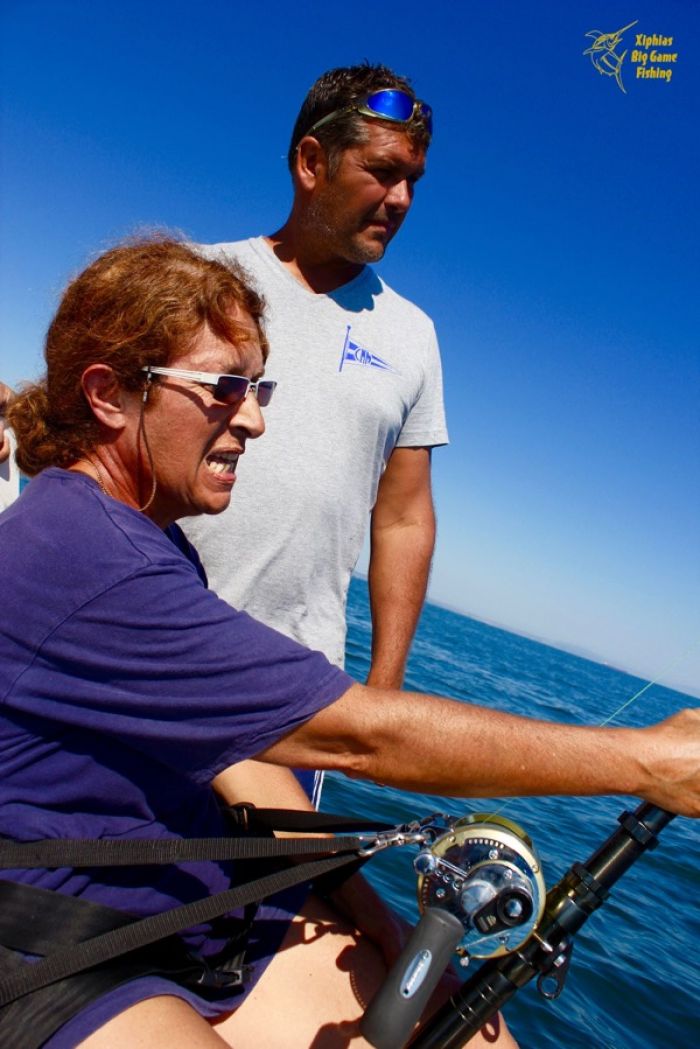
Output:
[361, 907, 464, 1049]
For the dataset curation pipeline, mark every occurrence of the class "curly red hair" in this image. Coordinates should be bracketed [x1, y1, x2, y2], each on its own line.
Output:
[8, 237, 268, 475]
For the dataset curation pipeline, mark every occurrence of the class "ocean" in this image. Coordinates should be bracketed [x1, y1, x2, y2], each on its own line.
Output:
[323, 576, 699, 1049]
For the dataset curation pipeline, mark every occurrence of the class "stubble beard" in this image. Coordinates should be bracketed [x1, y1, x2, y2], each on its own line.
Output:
[346, 235, 387, 264]
[304, 198, 388, 266]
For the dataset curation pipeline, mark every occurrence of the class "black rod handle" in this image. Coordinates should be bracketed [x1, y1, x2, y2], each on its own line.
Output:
[409, 959, 523, 1049]
[361, 908, 464, 1049]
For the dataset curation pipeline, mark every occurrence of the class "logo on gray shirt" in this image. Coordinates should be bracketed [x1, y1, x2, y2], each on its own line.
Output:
[338, 325, 396, 373]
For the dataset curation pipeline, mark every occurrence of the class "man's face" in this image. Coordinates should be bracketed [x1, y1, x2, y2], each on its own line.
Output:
[134, 309, 266, 527]
[306, 121, 426, 265]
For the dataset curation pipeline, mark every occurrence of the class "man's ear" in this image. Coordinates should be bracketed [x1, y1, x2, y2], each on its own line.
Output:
[295, 136, 330, 192]
[81, 364, 129, 432]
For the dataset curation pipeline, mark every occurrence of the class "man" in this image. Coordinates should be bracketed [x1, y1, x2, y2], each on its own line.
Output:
[184, 64, 445, 804]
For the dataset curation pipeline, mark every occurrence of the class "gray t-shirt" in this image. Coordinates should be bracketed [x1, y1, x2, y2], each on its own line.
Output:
[182, 237, 448, 667]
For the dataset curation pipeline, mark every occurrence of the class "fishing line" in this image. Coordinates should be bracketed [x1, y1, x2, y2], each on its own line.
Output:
[597, 644, 697, 727]
[477, 640, 699, 823]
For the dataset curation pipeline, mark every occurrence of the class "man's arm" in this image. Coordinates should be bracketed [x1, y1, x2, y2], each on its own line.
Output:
[367, 446, 436, 689]
[258, 683, 700, 818]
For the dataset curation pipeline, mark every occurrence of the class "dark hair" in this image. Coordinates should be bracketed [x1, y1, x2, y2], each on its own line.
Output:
[287, 62, 431, 174]
[8, 236, 268, 475]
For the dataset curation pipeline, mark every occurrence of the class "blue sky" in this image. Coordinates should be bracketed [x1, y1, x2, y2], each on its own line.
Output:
[1, 0, 698, 696]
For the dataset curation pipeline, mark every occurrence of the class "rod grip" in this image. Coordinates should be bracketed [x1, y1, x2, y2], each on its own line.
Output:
[361, 908, 464, 1049]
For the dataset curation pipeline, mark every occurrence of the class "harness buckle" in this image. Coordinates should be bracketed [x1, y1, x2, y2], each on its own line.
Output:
[192, 958, 255, 990]
[357, 817, 438, 857]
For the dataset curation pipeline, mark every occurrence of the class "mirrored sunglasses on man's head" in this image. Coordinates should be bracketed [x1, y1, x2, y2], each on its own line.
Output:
[302, 88, 433, 140]
[142, 367, 277, 407]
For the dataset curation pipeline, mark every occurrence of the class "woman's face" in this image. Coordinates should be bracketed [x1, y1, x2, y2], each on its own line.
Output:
[135, 308, 267, 528]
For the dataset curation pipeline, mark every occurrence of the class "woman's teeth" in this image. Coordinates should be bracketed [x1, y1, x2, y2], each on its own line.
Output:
[206, 453, 238, 475]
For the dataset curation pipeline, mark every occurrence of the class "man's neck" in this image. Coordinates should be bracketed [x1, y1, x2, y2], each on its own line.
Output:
[265, 223, 364, 295]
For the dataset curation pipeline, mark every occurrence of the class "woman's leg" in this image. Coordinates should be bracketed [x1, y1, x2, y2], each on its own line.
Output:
[213, 893, 519, 1048]
[76, 894, 518, 1049]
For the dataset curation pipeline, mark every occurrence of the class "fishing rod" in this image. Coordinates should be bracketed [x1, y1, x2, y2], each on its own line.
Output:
[360, 650, 698, 1046]
[360, 801, 675, 1049]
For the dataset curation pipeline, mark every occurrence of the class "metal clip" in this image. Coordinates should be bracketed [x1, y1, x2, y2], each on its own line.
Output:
[357, 822, 431, 857]
[537, 938, 573, 1000]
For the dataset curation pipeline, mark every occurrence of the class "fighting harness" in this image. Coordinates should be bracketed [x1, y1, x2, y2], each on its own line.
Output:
[0, 806, 388, 1048]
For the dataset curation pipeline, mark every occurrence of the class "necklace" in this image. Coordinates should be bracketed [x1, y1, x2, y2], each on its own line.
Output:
[74, 459, 108, 496]
[73, 457, 156, 512]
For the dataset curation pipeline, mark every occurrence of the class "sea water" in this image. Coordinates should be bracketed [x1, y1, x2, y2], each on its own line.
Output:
[323, 576, 700, 1049]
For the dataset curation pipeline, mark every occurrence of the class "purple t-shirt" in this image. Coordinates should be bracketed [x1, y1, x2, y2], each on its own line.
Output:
[0, 468, 353, 953]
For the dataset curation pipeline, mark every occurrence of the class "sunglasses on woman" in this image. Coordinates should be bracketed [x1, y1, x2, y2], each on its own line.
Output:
[142, 366, 277, 407]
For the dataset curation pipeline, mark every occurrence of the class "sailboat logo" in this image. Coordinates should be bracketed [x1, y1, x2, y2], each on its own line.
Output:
[338, 325, 395, 373]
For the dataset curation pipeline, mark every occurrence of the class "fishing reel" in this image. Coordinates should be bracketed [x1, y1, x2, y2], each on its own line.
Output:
[362, 804, 674, 1049]
[361, 811, 546, 1049]
[414, 812, 546, 962]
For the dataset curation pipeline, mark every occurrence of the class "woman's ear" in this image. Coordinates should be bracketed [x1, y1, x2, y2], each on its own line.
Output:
[81, 364, 129, 432]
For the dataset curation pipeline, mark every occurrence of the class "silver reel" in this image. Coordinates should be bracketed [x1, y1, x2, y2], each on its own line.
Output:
[414, 813, 546, 960]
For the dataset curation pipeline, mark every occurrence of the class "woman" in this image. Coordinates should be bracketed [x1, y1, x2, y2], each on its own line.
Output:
[2, 238, 699, 1049]
[0, 238, 458, 1049]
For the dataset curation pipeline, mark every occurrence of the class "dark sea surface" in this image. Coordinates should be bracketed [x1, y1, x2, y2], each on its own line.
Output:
[323, 577, 699, 1049]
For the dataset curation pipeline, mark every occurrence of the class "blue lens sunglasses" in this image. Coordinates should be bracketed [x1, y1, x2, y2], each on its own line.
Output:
[303, 88, 433, 140]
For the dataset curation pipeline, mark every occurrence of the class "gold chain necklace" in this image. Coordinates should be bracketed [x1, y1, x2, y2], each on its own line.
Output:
[74, 459, 108, 495]
[73, 457, 156, 512]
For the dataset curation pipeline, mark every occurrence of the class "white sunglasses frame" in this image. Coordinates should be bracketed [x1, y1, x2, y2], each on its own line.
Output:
[142, 366, 276, 406]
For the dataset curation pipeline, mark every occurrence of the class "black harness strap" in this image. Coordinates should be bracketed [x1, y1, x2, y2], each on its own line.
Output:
[0, 808, 393, 1045]
[0, 832, 369, 870]
[243, 808, 391, 833]
[0, 935, 205, 1049]
[0, 852, 355, 1008]
[0, 883, 238, 1049]
[0, 881, 134, 954]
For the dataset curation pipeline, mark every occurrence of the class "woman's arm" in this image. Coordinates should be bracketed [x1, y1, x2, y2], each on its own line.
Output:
[257, 684, 700, 817]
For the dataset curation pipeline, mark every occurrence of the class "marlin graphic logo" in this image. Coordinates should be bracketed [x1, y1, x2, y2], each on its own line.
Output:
[338, 325, 395, 373]
[584, 20, 638, 94]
